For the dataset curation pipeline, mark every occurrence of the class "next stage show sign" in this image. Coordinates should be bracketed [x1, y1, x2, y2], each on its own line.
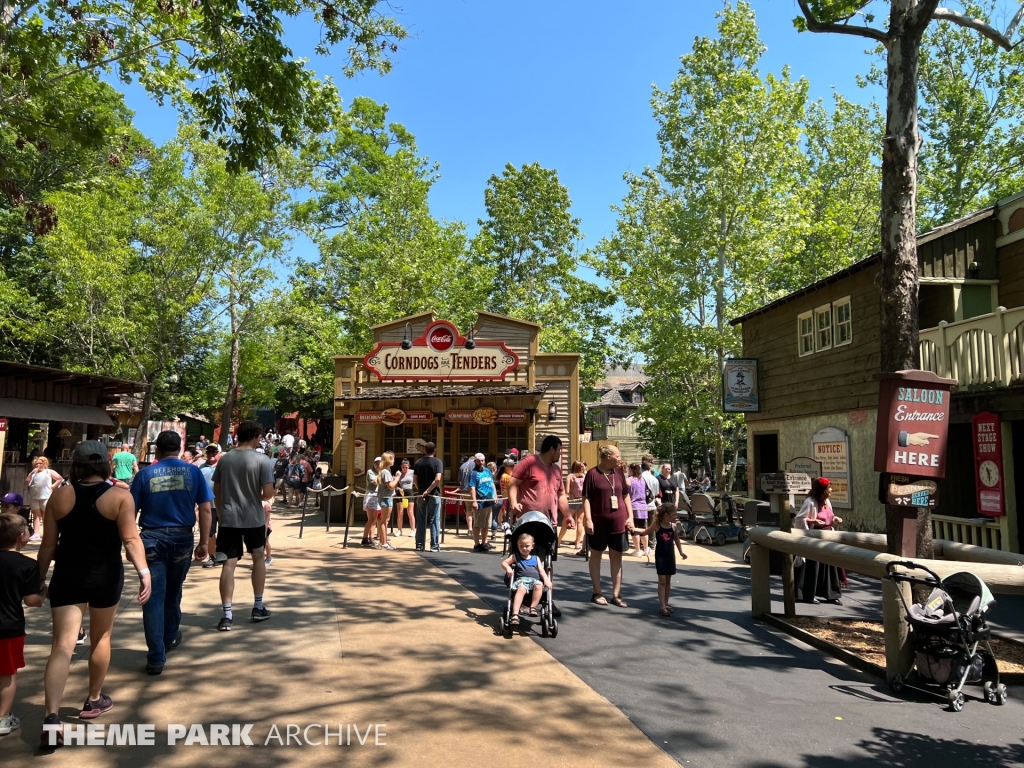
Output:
[364, 320, 519, 382]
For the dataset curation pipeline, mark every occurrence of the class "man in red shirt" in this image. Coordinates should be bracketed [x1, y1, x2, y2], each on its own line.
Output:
[508, 435, 569, 525]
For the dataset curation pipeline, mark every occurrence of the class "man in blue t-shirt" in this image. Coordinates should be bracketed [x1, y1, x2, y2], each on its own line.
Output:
[469, 453, 498, 553]
[131, 430, 212, 675]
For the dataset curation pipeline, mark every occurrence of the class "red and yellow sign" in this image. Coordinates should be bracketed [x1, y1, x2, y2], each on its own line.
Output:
[355, 410, 433, 426]
[445, 409, 527, 425]
[363, 320, 519, 382]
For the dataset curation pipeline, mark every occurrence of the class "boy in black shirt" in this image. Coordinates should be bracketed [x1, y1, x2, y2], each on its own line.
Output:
[0, 513, 45, 736]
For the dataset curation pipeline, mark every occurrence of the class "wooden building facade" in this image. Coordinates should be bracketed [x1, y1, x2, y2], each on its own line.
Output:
[332, 312, 580, 485]
[733, 191, 1024, 550]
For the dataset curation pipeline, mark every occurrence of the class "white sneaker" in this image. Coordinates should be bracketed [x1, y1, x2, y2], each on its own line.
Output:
[0, 714, 21, 735]
[28, 534, 41, 542]
[394, 530, 402, 536]
[646, 547, 653, 556]
[264, 557, 273, 567]
[637, 549, 647, 558]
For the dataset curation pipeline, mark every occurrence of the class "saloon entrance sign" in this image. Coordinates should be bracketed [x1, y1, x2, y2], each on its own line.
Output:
[873, 370, 955, 478]
[363, 320, 519, 382]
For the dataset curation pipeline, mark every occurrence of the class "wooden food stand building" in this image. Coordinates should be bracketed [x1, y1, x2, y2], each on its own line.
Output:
[332, 312, 580, 485]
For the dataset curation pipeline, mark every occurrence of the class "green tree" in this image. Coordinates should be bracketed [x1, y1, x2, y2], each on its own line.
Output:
[474, 162, 616, 387]
[1, 0, 406, 171]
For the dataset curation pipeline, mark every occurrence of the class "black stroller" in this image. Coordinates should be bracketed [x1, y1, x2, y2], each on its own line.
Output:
[886, 561, 1008, 711]
[498, 511, 558, 639]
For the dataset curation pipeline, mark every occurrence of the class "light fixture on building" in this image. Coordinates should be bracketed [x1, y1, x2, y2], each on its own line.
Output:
[57, 428, 72, 438]
[548, 401, 557, 421]
[464, 327, 476, 350]
[401, 322, 413, 350]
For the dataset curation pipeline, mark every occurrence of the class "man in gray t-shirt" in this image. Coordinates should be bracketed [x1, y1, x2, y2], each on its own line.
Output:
[211, 420, 276, 631]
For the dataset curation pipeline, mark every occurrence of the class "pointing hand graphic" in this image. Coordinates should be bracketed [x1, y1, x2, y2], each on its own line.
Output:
[898, 431, 940, 447]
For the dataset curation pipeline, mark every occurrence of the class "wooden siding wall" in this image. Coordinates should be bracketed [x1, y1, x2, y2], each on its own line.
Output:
[474, 317, 535, 361]
[919, 220, 997, 279]
[999, 238, 1024, 310]
[0, 377, 101, 407]
[376, 316, 434, 344]
[744, 266, 881, 422]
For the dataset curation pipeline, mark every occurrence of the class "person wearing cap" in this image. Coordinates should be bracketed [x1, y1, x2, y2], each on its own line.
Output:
[211, 420, 276, 631]
[200, 444, 227, 568]
[468, 453, 498, 553]
[793, 477, 843, 605]
[36, 440, 151, 743]
[130, 431, 212, 675]
[1, 493, 29, 531]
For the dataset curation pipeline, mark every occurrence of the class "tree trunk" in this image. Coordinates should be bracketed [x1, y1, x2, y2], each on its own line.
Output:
[134, 382, 156, 461]
[715, 210, 728, 491]
[880, 2, 935, 556]
[220, 300, 241, 447]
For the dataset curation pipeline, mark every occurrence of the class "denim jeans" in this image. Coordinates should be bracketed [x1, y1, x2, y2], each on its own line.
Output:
[415, 496, 441, 550]
[140, 527, 194, 667]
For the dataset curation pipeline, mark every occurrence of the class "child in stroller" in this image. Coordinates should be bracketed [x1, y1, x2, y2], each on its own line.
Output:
[501, 533, 552, 625]
[498, 512, 558, 637]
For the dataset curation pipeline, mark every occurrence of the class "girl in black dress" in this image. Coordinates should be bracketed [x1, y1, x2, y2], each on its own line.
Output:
[636, 503, 687, 616]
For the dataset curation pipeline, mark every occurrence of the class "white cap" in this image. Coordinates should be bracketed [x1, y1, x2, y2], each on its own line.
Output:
[474, 453, 486, 461]
[373, 456, 382, 463]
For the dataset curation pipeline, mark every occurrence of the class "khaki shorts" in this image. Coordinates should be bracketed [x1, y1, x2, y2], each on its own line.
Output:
[471, 505, 493, 532]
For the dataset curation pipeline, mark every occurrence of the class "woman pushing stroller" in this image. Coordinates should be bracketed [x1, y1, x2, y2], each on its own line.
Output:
[501, 532, 552, 626]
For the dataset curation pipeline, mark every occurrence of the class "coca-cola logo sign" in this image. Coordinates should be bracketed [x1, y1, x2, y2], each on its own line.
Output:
[426, 322, 457, 352]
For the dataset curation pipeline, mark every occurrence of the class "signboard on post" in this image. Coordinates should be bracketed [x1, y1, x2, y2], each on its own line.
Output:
[722, 358, 760, 413]
[873, 371, 955, 478]
[363, 320, 519, 382]
[784, 456, 821, 478]
[972, 412, 1004, 517]
[812, 427, 852, 509]
[759, 472, 812, 495]
[883, 474, 939, 508]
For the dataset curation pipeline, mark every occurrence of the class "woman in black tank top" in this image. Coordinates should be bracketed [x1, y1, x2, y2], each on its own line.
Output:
[35, 441, 150, 747]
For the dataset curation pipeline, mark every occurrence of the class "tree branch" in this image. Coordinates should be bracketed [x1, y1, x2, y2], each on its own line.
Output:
[796, 0, 888, 43]
[931, 7, 1019, 51]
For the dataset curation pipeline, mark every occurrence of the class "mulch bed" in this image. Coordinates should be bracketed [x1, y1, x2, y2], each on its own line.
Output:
[786, 617, 1024, 675]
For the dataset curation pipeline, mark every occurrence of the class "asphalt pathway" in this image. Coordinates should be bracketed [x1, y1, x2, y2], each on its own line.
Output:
[423, 545, 1024, 768]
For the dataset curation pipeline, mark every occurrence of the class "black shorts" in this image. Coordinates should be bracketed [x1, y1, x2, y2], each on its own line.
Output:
[288, 481, 308, 493]
[218, 526, 267, 560]
[49, 560, 125, 609]
[587, 532, 628, 553]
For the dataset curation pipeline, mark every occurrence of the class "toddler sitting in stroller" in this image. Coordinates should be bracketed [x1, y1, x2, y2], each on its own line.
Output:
[501, 532, 552, 626]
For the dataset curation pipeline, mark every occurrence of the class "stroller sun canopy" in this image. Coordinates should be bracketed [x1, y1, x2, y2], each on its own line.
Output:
[941, 571, 995, 615]
[512, 512, 557, 554]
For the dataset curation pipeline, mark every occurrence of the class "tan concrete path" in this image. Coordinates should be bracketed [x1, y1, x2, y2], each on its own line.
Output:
[1, 502, 679, 767]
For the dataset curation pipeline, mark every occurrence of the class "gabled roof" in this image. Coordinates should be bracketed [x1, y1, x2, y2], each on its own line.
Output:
[730, 204, 999, 326]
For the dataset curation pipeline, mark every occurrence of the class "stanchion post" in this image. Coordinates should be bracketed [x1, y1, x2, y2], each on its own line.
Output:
[882, 577, 914, 681]
[343, 491, 355, 548]
[298, 490, 309, 539]
[325, 488, 331, 532]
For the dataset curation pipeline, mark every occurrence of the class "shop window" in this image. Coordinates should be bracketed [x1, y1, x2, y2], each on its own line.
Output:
[815, 305, 832, 351]
[797, 311, 814, 357]
[497, 425, 527, 456]
[834, 297, 852, 347]
[459, 424, 489, 457]
[383, 425, 414, 455]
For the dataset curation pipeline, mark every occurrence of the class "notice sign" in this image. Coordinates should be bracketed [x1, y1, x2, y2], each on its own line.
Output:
[972, 412, 1004, 517]
[722, 359, 759, 413]
[353, 438, 367, 477]
[812, 427, 852, 509]
[874, 371, 954, 479]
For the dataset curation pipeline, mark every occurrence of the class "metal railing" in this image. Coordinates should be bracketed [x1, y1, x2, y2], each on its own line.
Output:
[930, 513, 1012, 552]
[919, 305, 1024, 389]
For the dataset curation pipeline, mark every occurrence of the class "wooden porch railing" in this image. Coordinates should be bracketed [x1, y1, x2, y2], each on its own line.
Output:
[931, 513, 1011, 552]
[919, 305, 1024, 389]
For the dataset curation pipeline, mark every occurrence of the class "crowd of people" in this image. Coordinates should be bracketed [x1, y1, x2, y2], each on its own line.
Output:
[0, 423, 788, 748]
[0, 419, 284, 747]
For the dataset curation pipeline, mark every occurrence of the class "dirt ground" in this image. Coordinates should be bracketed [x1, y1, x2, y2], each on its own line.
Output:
[787, 617, 1024, 674]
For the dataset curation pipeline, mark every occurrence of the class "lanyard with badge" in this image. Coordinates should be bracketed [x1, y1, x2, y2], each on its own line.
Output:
[601, 468, 619, 510]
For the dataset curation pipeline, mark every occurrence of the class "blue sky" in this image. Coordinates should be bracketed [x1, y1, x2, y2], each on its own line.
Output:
[120, 0, 887, 264]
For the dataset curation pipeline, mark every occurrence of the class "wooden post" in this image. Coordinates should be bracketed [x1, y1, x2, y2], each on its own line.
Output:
[882, 578, 913, 682]
[773, 493, 796, 618]
[749, 542, 771, 618]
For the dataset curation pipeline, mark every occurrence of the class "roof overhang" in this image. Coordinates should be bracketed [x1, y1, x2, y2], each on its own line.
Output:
[0, 398, 115, 427]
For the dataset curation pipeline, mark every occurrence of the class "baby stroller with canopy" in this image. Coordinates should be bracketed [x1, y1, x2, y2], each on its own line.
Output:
[499, 511, 558, 638]
[886, 561, 1007, 712]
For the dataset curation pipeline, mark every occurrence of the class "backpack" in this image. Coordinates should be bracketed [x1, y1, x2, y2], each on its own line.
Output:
[288, 462, 303, 482]
[644, 475, 655, 505]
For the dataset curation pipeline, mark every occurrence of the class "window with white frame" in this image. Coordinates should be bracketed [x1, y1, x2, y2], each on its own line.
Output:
[798, 311, 814, 356]
[815, 305, 832, 351]
[834, 297, 852, 346]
